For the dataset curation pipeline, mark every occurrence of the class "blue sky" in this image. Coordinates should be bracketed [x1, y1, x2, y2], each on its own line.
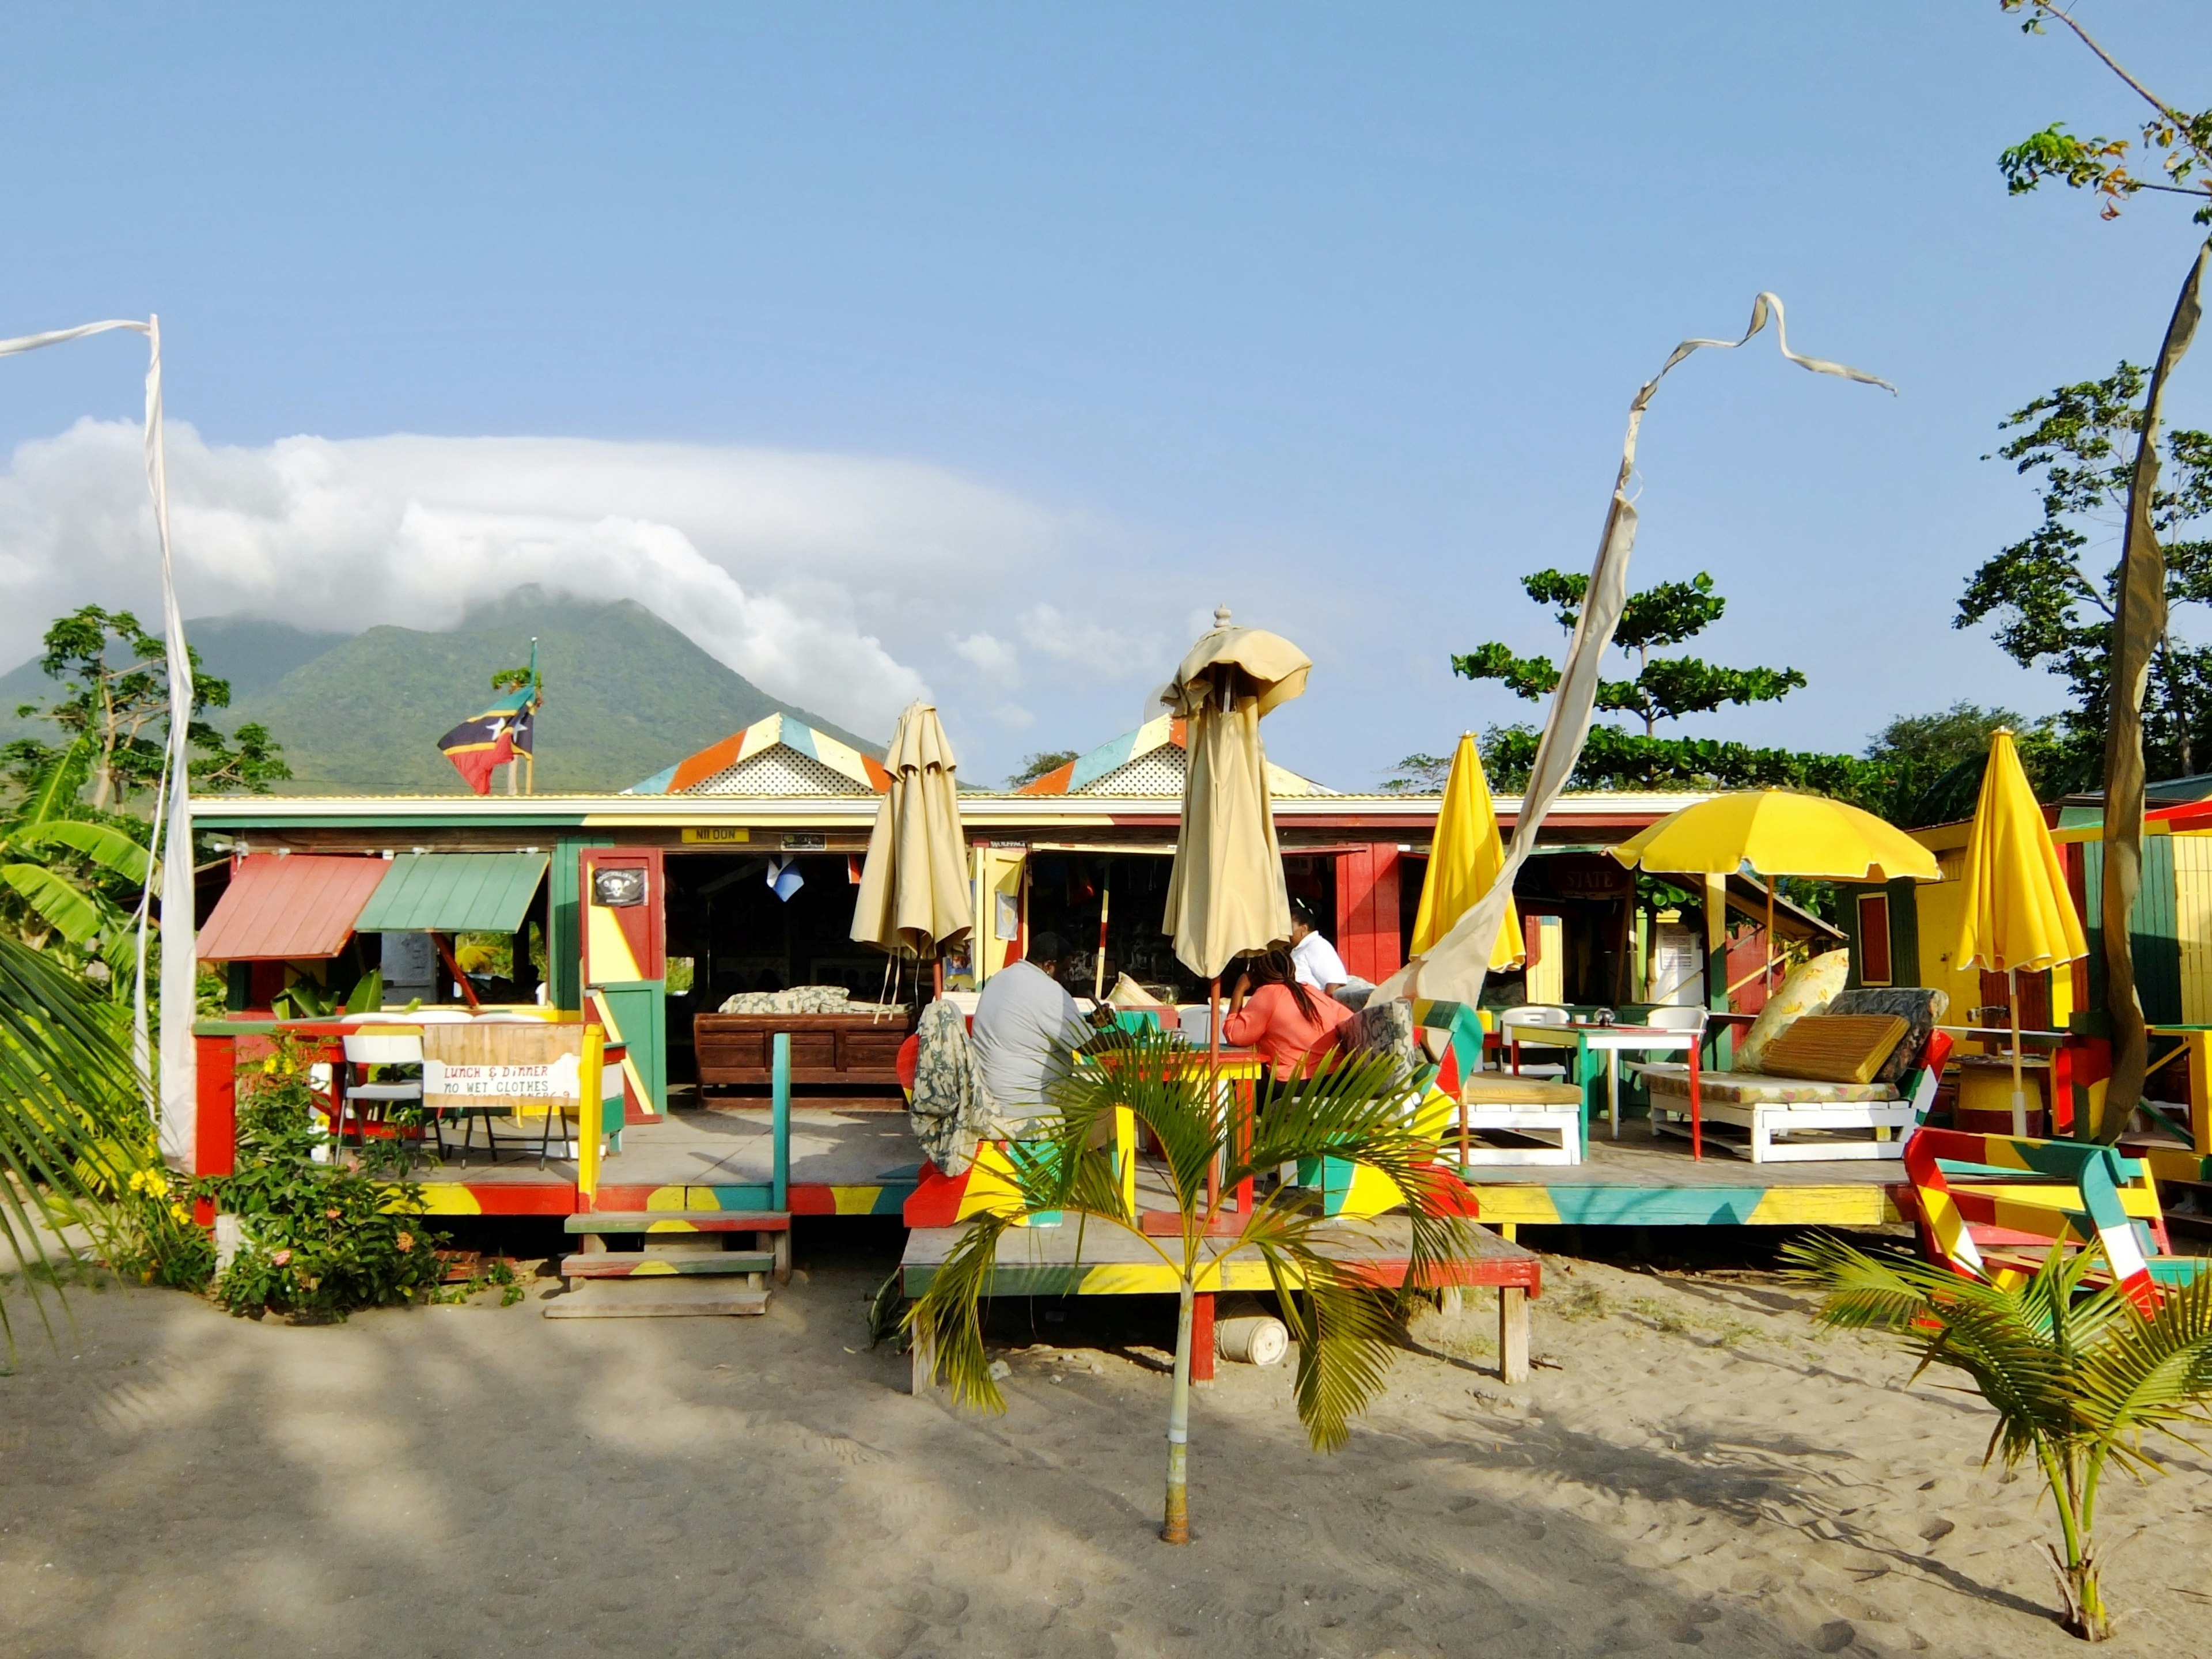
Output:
[2, 2, 2209, 788]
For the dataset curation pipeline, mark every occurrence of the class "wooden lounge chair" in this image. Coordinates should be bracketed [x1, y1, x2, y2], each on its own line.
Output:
[1904, 1126, 2205, 1309]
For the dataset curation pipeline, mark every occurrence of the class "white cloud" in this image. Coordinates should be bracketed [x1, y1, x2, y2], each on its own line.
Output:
[949, 630, 1021, 683]
[1016, 602, 1168, 680]
[0, 419, 1092, 738]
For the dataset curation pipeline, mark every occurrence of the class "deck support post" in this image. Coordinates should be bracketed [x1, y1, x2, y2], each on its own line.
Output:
[910, 1328, 937, 1399]
[1192, 1290, 1216, 1384]
[1498, 1286, 1529, 1383]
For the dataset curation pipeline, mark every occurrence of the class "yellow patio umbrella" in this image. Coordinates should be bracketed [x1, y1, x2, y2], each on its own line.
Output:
[1608, 788, 1940, 997]
[851, 700, 973, 990]
[1410, 733, 1524, 969]
[1953, 729, 2086, 1135]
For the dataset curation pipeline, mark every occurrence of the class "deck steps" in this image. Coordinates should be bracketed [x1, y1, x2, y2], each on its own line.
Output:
[563, 1210, 789, 1233]
[545, 1279, 770, 1319]
[559, 1249, 776, 1279]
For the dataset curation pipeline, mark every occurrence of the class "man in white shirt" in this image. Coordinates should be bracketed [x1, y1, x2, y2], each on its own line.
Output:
[971, 931, 1093, 1123]
[1289, 900, 1350, 995]
[1290, 899, 1382, 1009]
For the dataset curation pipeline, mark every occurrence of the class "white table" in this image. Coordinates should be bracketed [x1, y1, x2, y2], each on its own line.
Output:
[1498, 1020, 1704, 1146]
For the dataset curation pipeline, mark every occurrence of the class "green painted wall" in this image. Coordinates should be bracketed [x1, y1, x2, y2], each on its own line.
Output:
[550, 836, 612, 1011]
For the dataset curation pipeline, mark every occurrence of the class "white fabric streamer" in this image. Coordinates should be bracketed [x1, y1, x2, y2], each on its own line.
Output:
[1369, 294, 1893, 1011]
[0, 316, 198, 1165]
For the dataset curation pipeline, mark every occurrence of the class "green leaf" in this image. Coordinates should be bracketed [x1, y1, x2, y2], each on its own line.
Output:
[15, 819, 153, 884]
[2, 862, 105, 943]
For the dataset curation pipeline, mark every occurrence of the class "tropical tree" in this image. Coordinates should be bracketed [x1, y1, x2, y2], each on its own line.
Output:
[1006, 749, 1080, 789]
[1858, 703, 2069, 828]
[0, 929, 151, 1349]
[1957, 366, 2212, 785]
[4, 604, 290, 808]
[1787, 1233, 2212, 1642]
[1454, 570, 1865, 791]
[908, 1031, 1474, 1544]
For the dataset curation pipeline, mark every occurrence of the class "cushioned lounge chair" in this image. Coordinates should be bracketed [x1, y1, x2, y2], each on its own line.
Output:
[1634, 988, 1950, 1163]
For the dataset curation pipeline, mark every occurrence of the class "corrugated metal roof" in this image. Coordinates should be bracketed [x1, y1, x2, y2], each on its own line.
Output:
[354, 853, 551, 933]
[196, 854, 391, 961]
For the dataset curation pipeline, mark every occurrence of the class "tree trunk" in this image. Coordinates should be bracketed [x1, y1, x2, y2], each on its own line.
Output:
[2099, 238, 2210, 1141]
[2050, 1544, 2111, 1642]
[1161, 1279, 1194, 1544]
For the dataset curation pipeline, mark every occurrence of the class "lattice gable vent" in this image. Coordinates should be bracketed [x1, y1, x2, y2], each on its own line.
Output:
[690, 746, 877, 796]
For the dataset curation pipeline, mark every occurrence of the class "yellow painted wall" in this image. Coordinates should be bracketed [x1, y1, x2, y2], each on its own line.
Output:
[1912, 851, 1985, 1027]
[2174, 833, 2212, 1025]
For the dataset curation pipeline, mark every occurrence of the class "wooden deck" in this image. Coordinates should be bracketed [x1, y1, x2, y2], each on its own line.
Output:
[1455, 1134, 1907, 1226]
[403, 1105, 923, 1217]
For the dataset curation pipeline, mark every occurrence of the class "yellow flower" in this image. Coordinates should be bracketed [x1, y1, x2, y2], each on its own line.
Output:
[128, 1169, 170, 1199]
[169, 1203, 192, 1224]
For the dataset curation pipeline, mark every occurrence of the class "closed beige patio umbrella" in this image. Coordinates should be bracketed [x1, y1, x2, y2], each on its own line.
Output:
[851, 700, 973, 986]
[1162, 607, 1310, 983]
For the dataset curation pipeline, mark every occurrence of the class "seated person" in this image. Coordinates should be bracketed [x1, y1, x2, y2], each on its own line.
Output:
[1224, 945, 1353, 1078]
[1289, 900, 1375, 1006]
[971, 931, 1093, 1124]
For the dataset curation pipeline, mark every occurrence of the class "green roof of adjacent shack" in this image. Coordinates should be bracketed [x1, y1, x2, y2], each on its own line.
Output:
[353, 853, 550, 934]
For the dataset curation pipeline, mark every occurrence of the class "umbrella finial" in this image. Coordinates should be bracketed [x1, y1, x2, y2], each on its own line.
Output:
[1214, 604, 1233, 628]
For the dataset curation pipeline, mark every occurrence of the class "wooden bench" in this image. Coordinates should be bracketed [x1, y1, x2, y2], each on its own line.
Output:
[693, 1012, 910, 1089]
[1456, 1076, 1586, 1167]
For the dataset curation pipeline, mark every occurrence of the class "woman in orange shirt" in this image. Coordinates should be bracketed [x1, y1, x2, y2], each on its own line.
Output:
[1222, 946, 1352, 1079]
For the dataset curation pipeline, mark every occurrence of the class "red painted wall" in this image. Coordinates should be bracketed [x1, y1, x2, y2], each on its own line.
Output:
[1334, 844, 1403, 983]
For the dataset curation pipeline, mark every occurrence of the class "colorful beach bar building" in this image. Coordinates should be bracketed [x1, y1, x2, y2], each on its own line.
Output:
[189, 713, 1882, 1231]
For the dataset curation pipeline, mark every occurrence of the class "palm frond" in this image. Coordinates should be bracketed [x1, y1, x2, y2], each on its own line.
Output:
[2073, 1272, 2212, 1468]
[906, 1209, 1017, 1412]
[0, 932, 149, 1348]
[1241, 1217, 1403, 1451]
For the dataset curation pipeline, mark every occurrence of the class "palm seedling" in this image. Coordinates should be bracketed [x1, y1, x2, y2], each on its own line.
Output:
[908, 1027, 1476, 1543]
[1786, 1233, 2212, 1641]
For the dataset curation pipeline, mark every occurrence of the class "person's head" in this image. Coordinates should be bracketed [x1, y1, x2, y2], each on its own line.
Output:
[1245, 945, 1319, 1021]
[1289, 897, 1321, 943]
[1026, 930, 1065, 971]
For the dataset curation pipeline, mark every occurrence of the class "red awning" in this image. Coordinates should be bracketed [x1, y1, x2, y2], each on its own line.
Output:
[196, 854, 392, 961]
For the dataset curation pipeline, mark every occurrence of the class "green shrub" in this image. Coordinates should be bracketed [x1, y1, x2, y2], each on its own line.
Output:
[206, 1037, 446, 1320]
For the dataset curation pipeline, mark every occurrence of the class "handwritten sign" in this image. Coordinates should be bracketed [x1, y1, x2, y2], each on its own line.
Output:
[421, 1021, 588, 1113]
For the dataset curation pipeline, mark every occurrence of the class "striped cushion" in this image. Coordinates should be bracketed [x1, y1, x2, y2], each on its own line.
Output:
[1756, 1013, 1909, 1085]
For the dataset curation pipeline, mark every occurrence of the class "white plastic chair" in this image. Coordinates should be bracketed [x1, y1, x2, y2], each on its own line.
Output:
[1497, 1005, 1571, 1081]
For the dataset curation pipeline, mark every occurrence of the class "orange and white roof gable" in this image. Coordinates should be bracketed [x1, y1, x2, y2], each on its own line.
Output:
[627, 713, 891, 797]
[1016, 714, 1332, 797]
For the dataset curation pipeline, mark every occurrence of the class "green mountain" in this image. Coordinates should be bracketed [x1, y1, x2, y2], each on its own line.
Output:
[2, 588, 878, 796]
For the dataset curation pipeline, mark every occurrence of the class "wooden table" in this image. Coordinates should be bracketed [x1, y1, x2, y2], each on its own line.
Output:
[1500, 1020, 1703, 1150]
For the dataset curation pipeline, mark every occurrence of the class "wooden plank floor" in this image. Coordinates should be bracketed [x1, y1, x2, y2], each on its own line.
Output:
[406, 1107, 922, 1190]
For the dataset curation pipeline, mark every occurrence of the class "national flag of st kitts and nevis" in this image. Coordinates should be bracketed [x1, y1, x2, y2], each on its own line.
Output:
[437, 691, 535, 793]
[437, 641, 541, 794]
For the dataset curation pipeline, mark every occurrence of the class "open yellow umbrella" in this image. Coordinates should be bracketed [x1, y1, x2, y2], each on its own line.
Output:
[851, 701, 973, 990]
[1608, 788, 1940, 998]
[1410, 733, 1524, 969]
[1953, 729, 2086, 1135]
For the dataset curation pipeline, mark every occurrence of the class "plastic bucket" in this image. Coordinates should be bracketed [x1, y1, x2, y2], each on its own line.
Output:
[1217, 1313, 1290, 1366]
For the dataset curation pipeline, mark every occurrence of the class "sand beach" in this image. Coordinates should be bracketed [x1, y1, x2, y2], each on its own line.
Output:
[6, 1230, 2209, 1659]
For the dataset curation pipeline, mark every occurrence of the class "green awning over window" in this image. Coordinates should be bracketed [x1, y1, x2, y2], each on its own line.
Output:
[355, 853, 551, 934]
